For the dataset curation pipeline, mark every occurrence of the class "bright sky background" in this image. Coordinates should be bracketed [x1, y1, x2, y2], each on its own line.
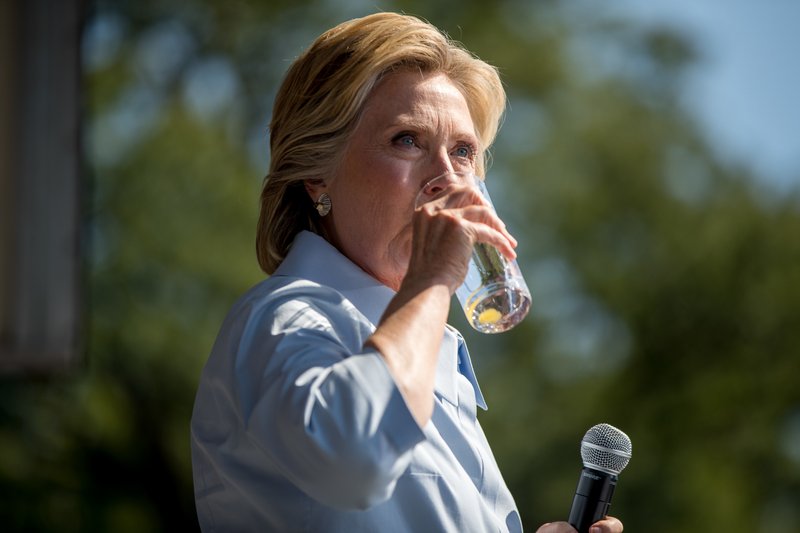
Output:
[607, 0, 800, 192]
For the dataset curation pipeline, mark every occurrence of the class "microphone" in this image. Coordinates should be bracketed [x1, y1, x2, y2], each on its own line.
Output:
[567, 423, 632, 533]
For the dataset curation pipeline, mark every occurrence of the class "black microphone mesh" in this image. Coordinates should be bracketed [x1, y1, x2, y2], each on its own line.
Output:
[580, 423, 632, 475]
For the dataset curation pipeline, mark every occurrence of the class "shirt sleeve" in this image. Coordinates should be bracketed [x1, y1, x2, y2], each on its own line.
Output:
[226, 286, 426, 510]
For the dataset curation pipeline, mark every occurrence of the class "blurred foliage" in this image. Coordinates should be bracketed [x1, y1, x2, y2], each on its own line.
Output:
[2, 0, 799, 531]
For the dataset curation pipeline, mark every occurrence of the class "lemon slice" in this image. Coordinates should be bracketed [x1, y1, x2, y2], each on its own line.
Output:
[477, 308, 502, 325]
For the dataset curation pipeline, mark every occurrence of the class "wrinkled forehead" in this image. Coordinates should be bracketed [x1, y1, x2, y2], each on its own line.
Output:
[358, 71, 478, 140]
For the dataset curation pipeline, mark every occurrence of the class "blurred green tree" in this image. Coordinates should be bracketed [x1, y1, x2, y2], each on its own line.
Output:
[1, 0, 798, 531]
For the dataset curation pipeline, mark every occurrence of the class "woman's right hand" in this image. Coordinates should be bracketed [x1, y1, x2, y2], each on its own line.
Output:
[405, 180, 517, 294]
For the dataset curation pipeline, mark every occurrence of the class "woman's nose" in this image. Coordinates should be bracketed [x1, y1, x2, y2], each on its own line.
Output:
[418, 148, 472, 201]
[421, 175, 453, 197]
[429, 147, 457, 179]
[419, 170, 466, 202]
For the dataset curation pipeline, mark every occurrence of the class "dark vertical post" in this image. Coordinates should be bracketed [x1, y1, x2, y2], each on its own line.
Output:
[0, 0, 83, 374]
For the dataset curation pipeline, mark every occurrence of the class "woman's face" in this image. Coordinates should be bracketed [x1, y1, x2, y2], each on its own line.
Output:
[312, 70, 480, 291]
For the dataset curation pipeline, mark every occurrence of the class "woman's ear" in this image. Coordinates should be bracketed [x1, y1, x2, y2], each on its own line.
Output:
[304, 178, 327, 201]
[305, 178, 332, 217]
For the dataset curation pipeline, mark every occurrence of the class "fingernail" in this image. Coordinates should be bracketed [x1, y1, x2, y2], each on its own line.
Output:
[590, 527, 601, 533]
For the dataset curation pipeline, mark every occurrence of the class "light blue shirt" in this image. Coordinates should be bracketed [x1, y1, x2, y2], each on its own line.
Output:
[191, 231, 522, 532]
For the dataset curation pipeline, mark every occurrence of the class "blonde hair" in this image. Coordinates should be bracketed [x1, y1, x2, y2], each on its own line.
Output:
[256, 12, 506, 274]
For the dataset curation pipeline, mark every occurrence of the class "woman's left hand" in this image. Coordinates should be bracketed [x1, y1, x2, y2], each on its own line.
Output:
[535, 516, 623, 533]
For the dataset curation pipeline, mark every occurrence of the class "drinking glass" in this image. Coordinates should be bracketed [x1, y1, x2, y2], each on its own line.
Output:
[415, 171, 531, 333]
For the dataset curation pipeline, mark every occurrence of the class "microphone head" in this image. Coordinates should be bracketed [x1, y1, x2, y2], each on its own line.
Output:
[580, 423, 632, 476]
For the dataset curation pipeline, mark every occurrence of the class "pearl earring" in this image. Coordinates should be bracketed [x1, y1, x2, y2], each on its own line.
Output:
[314, 193, 332, 217]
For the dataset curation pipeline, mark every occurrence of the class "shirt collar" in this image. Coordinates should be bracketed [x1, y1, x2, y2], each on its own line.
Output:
[273, 231, 396, 326]
[443, 326, 488, 411]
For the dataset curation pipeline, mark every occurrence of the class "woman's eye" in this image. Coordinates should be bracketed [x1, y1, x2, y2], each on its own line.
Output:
[394, 133, 417, 147]
[453, 144, 476, 159]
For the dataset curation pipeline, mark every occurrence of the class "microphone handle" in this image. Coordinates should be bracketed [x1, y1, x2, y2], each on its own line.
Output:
[567, 467, 617, 533]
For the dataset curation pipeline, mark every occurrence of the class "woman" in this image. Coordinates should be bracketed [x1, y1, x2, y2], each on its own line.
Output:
[191, 12, 623, 533]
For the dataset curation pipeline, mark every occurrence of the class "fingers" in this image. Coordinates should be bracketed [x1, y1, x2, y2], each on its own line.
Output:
[534, 522, 577, 533]
[591, 516, 624, 533]
[407, 182, 519, 292]
[456, 205, 518, 251]
[466, 213, 517, 260]
[534, 517, 623, 533]
[416, 186, 517, 260]
[417, 204, 516, 261]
